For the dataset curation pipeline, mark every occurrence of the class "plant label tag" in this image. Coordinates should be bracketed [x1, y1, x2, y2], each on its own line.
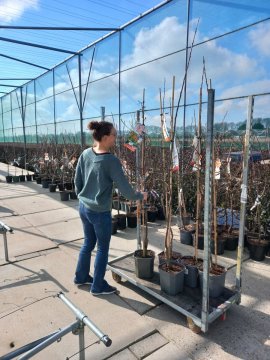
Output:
[185, 268, 189, 275]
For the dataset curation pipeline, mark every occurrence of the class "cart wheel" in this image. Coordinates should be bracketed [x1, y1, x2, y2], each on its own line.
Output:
[186, 317, 201, 334]
[112, 272, 122, 283]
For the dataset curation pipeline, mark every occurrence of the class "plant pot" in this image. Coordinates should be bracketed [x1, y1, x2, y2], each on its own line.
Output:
[147, 208, 158, 222]
[58, 183, 65, 191]
[5, 175, 12, 183]
[19, 175, 25, 182]
[42, 179, 51, 188]
[49, 183, 57, 192]
[134, 249, 155, 279]
[158, 250, 182, 266]
[69, 191, 77, 200]
[181, 256, 199, 288]
[59, 191, 69, 201]
[36, 177, 42, 184]
[247, 236, 269, 261]
[65, 182, 73, 190]
[159, 263, 185, 295]
[198, 264, 227, 298]
[111, 218, 118, 235]
[127, 213, 137, 228]
[224, 233, 238, 251]
[210, 239, 225, 255]
[113, 214, 126, 230]
[194, 234, 204, 250]
[182, 214, 192, 226]
[26, 174, 32, 181]
[12, 176, 20, 183]
[180, 229, 193, 245]
[156, 205, 165, 220]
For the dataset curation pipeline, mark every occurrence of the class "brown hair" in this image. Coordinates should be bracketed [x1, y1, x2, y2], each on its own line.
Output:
[87, 121, 114, 142]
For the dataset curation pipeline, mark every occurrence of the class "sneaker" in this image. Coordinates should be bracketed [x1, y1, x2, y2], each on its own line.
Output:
[74, 276, 93, 287]
[91, 283, 117, 296]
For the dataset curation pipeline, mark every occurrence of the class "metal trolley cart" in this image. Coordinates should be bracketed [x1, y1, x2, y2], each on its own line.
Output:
[108, 92, 253, 333]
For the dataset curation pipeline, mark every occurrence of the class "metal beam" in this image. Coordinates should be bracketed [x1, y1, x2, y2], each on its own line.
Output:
[0, 91, 8, 94]
[0, 84, 22, 87]
[0, 36, 78, 54]
[0, 53, 50, 70]
[0, 26, 119, 31]
[0, 78, 33, 80]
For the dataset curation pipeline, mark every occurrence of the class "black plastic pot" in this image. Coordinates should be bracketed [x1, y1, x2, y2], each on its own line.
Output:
[113, 214, 126, 230]
[19, 175, 25, 182]
[225, 234, 238, 251]
[26, 174, 32, 181]
[60, 191, 69, 201]
[180, 229, 193, 245]
[58, 183, 65, 191]
[147, 209, 158, 222]
[157, 205, 165, 220]
[65, 182, 73, 191]
[36, 177, 42, 184]
[42, 179, 51, 188]
[211, 239, 225, 255]
[181, 256, 199, 288]
[49, 183, 57, 192]
[69, 191, 77, 200]
[159, 263, 185, 295]
[5, 175, 12, 183]
[127, 213, 137, 228]
[12, 176, 20, 183]
[111, 219, 118, 235]
[112, 198, 121, 210]
[248, 237, 269, 261]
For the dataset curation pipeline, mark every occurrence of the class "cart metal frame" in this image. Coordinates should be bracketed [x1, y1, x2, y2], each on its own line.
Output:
[108, 92, 253, 333]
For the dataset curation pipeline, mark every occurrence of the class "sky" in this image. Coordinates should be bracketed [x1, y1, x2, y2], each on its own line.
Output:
[1, 0, 270, 129]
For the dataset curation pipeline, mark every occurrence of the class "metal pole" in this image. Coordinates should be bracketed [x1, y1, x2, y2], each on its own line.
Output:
[101, 106, 105, 121]
[18, 321, 79, 360]
[136, 110, 141, 250]
[58, 292, 112, 346]
[78, 322, 85, 360]
[3, 232, 9, 262]
[52, 69, 57, 144]
[236, 96, 253, 296]
[201, 88, 215, 333]
[78, 55, 84, 148]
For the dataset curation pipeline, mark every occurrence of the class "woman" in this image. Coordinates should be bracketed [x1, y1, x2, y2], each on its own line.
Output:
[74, 121, 147, 295]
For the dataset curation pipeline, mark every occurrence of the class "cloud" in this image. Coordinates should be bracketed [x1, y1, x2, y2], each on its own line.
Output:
[0, 0, 39, 23]
[249, 22, 270, 57]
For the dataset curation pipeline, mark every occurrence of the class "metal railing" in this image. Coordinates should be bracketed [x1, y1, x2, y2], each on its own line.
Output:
[2, 292, 112, 360]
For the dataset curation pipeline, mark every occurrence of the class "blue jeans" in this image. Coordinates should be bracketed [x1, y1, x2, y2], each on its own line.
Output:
[75, 202, 112, 292]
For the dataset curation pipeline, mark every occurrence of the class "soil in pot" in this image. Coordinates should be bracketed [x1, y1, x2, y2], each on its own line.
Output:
[181, 256, 199, 288]
[127, 213, 137, 228]
[159, 262, 185, 295]
[113, 214, 126, 230]
[158, 250, 182, 265]
[198, 263, 227, 298]
[111, 218, 118, 235]
[134, 249, 155, 279]
[180, 229, 193, 245]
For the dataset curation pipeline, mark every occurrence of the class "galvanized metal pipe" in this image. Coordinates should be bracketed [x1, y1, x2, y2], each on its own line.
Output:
[57, 292, 112, 347]
[201, 88, 215, 333]
[236, 96, 253, 293]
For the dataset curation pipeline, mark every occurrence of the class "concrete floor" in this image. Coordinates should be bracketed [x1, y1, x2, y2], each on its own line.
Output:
[0, 163, 269, 360]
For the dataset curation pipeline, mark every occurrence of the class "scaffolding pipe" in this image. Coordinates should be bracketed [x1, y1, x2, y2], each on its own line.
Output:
[236, 96, 254, 294]
[201, 88, 215, 333]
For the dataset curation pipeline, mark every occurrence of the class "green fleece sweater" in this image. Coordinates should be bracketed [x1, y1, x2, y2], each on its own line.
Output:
[75, 148, 143, 212]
